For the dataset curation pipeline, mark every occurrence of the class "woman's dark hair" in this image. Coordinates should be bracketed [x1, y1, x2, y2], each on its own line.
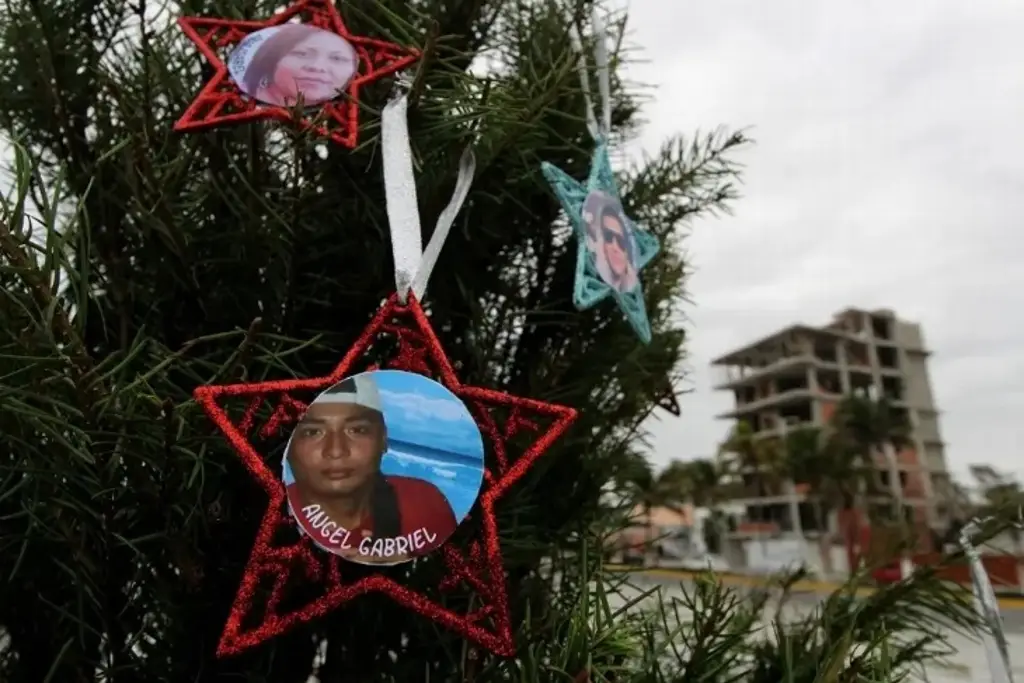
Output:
[243, 24, 323, 94]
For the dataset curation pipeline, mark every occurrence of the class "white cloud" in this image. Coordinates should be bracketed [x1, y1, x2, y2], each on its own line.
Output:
[388, 450, 479, 473]
[617, 0, 1024, 484]
[380, 389, 471, 424]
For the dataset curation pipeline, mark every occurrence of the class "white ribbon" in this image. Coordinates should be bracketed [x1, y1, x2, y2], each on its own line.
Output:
[567, 7, 613, 140]
[381, 89, 476, 303]
[960, 518, 1014, 683]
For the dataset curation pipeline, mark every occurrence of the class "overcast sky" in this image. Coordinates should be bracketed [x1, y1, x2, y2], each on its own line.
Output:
[621, 0, 1024, 485]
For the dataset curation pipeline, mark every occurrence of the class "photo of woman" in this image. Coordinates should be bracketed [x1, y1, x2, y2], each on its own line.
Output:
[227, 24, 358, 108]
[581, 190, 640, 293]
[283, 370, 485, 565]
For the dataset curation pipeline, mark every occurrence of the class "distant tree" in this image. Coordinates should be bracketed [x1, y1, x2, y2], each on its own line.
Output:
[832, 395, 912, 524]
[657, 457, 728, 555]
[620, 457, 690, 563]
[718, 421, 782, 515]
[781, 426, 875, 575]
[970, 466, 1024, 555]
[779, 427, 831, 568]
[658, 458, 719, 505]
[976, 470, 1023, 509]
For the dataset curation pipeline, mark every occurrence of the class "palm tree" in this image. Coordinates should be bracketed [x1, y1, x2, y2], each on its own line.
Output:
[774, 421, 805, 541]
[619, 457, 687, 565]
[972, 467, 1024, 556]
[684, 458, 723, 508]
[718, 421, 784, 556]
[657, 459, 696, 499]
[686, 458, 730, 556]
[832, 394, 912, 521]
[832, 394, 913, 575]
[718, 421, 781, 499]
[779, 427, 828, 569]
[657, 458, 728, 557]
[781, 426, 872, 576]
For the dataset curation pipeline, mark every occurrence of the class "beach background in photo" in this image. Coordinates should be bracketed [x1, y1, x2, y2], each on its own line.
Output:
[282, 370, 485, 521]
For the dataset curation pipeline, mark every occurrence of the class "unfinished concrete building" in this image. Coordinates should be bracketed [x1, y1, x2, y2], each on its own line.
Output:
[711, 307, 951, 555]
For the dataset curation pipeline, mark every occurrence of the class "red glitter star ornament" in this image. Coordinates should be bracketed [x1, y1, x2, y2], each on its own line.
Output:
[176, 0, 419, 148]
[194, 295, 578, 656]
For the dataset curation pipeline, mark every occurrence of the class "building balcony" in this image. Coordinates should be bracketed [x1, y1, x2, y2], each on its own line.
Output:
[713, 354, 819, 390]
[716, 386, 840, 419]
[748, 420, 819, 440]
[714, 357, 876, 392]
[721, 489, 812, 507]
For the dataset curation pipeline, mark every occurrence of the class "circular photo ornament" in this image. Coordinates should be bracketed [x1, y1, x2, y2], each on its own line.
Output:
[227, 24, 359, 108]
[283, 370, 485, 565]
[580, 190, 640, 294]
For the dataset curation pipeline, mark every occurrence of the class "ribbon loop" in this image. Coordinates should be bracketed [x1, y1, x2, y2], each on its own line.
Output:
[382, 87, 476, 303]
[411, 148, 476, 300]
[568, 8, 613, 140]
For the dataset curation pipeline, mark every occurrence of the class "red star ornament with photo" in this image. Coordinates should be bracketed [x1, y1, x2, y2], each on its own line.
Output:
[176, 0, 419, 148]
[193, 294, 578, 657]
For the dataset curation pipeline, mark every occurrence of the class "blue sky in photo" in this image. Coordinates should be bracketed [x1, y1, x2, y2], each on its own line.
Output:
[281, 370, 485, 522]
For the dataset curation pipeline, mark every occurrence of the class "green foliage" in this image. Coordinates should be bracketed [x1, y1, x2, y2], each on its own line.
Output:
[718, 420, 784, 498]
[782, 426, 870, 514]
[831, 395, 912, 455]
[543, 554, 991, 683]
[0, 0, 749, 680]
[974, 469, 1024, 512]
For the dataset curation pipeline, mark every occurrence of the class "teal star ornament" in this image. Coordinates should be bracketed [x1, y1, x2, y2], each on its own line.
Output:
[541, 139, 660, 343]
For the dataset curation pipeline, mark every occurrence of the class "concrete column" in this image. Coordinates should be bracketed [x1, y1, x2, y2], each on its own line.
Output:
[837, 341, 852, 393]
[910, 408, 937, 527]
[807, 366, 819, 392]
[780, 420, 804, 540]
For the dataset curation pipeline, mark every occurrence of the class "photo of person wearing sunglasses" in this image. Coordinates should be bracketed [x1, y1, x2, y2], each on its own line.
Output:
[581, 191, 640, 293]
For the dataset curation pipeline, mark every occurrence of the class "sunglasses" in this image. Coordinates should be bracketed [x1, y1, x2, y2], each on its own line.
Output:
[601, 227, 626, 249]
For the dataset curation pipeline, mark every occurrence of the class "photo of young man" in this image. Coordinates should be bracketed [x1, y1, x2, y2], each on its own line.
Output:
[284, 371, 484, 565]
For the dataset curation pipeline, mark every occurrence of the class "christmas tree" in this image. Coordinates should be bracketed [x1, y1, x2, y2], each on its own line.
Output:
[0, 0, 1000, 682]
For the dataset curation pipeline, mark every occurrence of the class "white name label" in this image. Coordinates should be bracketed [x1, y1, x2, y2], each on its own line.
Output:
[300, 504, 438, 557]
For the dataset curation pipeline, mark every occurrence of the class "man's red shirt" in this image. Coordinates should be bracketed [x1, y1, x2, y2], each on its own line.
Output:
[288, 475, 457, 560]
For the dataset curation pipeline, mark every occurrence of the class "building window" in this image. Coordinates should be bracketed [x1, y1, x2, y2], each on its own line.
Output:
[847, 343, 869, 366]
[776, 375, 808, 393]
[817, 370, 841, 394]
[878, 346, 899, 369]
[891, 406, 909, 425]
[779, 402, 812, 423]
[881, 376, 904, 401]
[814, 342, 837, 363]
[871, 315, 892, 340]
[849, 371, 873, 394]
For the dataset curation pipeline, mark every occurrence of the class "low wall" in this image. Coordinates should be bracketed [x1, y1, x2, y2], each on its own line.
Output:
[873, 553, 1021, 591]
[914, 553, 1021, 590]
